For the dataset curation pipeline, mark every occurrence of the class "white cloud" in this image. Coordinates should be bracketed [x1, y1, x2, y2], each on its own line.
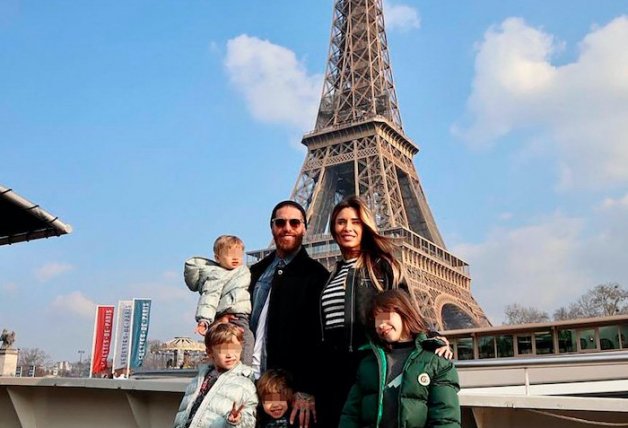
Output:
[208, 40, 220, 54]
[125, 271, 190, 302]
[35, 262, 74, 282]
[599, 193, 628, 210]
[455, 214, 588, 323]
[1, 282, 18, 295]
[127, 280, 199, 341]
[498, 212, 513, 221]
[50, 291, 96, 319]
[454, 16, 628, 188]
[161, 270, 179, 281]
[587, 195, 628, 278]
[224, 35, 322, 130]
[455, 198, 628, 324]
[384, 1, 421, 31]
[130, 283, 189, 302]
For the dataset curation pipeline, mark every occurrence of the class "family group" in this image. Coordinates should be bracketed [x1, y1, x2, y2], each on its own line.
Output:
[174, 196, 461, 428]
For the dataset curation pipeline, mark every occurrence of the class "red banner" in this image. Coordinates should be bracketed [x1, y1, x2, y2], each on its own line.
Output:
[91, 305, 115, 376]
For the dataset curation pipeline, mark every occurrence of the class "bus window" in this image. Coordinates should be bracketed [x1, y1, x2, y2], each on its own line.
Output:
[578, 329, 597, 351]
[456, 337, 474, 360]
[621, 324, 628, 349]
[497, 335, 514, 358]
[478, 336, 496, 359]
[517, 335, 533, 355]
[599, 325, 620, 350]
[558, 329, 577, 353]
[535, 331, 554, 354]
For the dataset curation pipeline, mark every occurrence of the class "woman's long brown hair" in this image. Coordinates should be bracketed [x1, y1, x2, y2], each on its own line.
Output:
[329, 195, 405, 290]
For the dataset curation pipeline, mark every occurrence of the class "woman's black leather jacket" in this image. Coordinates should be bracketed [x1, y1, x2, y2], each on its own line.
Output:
[320, 258, 407, 352]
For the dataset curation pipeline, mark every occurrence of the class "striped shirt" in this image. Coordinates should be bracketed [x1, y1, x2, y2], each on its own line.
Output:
[321, 258, 357, 330]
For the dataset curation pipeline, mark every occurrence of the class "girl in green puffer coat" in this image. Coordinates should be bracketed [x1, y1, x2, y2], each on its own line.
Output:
[339, 290, 461, 428]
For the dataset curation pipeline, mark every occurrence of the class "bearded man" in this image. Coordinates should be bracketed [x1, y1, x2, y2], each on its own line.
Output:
[249, 201, 329, 428]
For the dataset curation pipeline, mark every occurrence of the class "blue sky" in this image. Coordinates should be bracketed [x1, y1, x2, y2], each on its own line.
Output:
[2, 1, 627, 362]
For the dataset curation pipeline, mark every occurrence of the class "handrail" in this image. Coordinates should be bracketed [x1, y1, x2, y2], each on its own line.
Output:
[455, 350, 628, 368]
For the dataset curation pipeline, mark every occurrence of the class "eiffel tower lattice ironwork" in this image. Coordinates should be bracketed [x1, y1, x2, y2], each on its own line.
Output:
[250, 0, 489, 329]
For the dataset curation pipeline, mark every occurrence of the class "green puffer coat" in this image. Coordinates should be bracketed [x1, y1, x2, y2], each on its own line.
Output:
[339, 336, 461, 428]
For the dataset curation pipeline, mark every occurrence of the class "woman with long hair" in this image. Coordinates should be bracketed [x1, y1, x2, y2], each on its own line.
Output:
[316, 196, 449, 427]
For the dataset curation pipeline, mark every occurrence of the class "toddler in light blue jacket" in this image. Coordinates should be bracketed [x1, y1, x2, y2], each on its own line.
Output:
[185, 235, 254, 365]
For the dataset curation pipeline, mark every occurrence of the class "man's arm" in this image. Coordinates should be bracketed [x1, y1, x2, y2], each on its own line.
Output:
[289, 262, 329, 428]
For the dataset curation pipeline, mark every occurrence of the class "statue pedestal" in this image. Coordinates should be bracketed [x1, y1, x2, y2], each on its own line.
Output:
[0, 349, 18, 376]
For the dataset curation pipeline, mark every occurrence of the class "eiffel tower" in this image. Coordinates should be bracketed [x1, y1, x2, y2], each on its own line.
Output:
[250, 0, 489, 329]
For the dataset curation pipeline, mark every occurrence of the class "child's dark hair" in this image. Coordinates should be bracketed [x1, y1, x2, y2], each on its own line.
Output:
[256, 369, 294, 403]
[204, 321, 243, 349]
[368, 289, 427, 348]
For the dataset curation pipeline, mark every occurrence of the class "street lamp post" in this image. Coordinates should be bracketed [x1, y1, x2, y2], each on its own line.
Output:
[78, 350, 85, 377]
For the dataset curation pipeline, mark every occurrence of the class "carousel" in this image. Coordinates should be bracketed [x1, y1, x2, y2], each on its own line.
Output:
[157, 337, 206, 369]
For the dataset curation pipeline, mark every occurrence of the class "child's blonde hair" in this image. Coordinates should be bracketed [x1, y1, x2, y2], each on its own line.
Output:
[256, 369, 294, 402]
[213, 235, 245, 257]
[204, 322, 243, 349]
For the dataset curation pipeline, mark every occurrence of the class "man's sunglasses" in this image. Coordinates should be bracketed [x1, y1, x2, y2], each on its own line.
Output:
[271, 218, 304, 228]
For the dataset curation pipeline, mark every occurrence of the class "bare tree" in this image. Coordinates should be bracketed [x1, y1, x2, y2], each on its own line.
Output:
[141, 339, 165, 370]
[18, 348, 51, 367]
[553, 306, 574, 321]
[504, 304, 550, 325]
[588, 282, 628, 316]
[553, 299, 595, 321]
[554, 283, 628, 320]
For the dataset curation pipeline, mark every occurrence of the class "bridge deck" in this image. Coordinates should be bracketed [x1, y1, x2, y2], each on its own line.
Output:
[1, 352, 627, 427]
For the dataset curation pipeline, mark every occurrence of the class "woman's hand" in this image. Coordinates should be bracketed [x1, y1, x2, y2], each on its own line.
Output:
[434, 335, 453, 360]
[290, 392, 316, 428]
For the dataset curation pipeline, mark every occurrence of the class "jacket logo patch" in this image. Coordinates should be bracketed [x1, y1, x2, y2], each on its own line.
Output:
[417, 373, 430, 386]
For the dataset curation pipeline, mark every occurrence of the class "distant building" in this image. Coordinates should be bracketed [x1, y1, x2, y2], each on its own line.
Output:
[51, 361, 73, 376]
